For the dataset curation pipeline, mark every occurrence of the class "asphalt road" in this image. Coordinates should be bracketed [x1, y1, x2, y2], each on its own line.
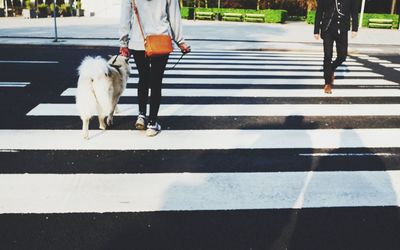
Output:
[0, 45, 400, 250]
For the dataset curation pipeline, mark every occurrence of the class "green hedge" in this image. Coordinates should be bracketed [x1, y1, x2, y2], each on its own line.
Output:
[264, 9, 287, 23]
[191, 8, 287, 23]
[307, 10, 316, 24]
[307, 11, 399, 29]
[181, 7, 189, 19]
[362, 13, 399, 29]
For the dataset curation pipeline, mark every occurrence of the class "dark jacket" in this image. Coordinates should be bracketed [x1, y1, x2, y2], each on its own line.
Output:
[314, 0, 359, 35]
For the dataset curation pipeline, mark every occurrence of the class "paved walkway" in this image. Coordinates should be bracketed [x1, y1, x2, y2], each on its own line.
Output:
[0, 17, 399, 52]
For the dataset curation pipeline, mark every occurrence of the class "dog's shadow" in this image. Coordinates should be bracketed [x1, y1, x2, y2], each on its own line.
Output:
[86, 129, 107, 140]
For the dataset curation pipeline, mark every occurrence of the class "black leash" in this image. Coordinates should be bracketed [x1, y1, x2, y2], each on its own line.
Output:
[165, 52, 185, 71]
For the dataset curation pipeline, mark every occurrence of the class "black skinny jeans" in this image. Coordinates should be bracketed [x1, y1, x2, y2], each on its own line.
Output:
[132, 50, 169, 124]
[323, 29, 348, 84]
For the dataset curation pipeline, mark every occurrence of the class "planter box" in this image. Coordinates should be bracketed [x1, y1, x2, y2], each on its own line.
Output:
[22, 9, 36, 18]
[77, 9, 84, 17]
[37, 8, 48, 18]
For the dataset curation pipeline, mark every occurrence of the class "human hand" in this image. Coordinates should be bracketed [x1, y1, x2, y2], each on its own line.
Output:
[119, 47, 130, 57]
[314, 34, 320, 40]
[351, 32, 358, 38]
[179, 42, 191, 54]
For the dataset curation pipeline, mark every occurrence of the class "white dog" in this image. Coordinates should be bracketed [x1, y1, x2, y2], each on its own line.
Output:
[76, 55, 130, 139]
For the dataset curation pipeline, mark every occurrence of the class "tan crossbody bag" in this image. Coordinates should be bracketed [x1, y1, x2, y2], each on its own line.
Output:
[132, 0, 173, 57]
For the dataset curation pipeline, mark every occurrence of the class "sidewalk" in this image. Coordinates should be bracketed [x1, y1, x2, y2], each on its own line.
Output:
[0, 17, 399, 53]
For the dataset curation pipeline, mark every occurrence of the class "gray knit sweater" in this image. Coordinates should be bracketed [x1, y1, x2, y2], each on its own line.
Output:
[119, 0, 185, 51]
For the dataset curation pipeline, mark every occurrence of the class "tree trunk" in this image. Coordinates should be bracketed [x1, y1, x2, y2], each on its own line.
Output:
[391, 0, 397, 14]
[179, 0, 183, 8]
[257, 0, 260, 10]
[205, 0, 208, 8]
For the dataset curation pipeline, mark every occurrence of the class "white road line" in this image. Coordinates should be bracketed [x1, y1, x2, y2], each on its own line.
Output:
[127, 78, 398, 86]
[396, 68, 400, 72]
[1, 170, 400, 213]
[1, 129, 400, 150]
[381, 63, 400, 68]
[132, 57, 357, 62]
[368, 59, 391, 64]
[152, 55, 358, 61]
[351, 48, 382, 52]
[171, 50, 328, 55]
[170, 51, 329, 56]
[0, 82, 30, 87]
[27, 104, 400, 117]
[131, 65, 370, 71]
[0, 149, 19, 153]
[0, 60, 59, 64]
[299, 153, 395, 157]
[162, 60, 362, 66]
[130, 70, 381, 77]
[62, 88, 400, 98]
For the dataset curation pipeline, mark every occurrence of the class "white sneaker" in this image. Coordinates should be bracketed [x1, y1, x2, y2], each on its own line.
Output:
[135, 114, 146, 130]
[146, 122, 161, 137]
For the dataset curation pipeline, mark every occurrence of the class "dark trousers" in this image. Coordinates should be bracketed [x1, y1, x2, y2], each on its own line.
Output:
[322, 30, 348, 84]
[132, 50, 169, 124]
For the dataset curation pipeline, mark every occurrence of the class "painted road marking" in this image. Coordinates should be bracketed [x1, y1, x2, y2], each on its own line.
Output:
[27, 104, 400, 117]
[157, 55, 358, 61]
[368, 59, 391, 64]
[130, 70, 382, 77]
[381, 63, 400, 68]
[1, 129, 400, 150]
[0, 82, 30, 87]
[0, 60, 59, 64]
[62, 88, 400, 98]
[131, 65, 370, 71]
[1, 171, 399, 214]
[127, 78, 398, 86]
[163, 59, 363, 66]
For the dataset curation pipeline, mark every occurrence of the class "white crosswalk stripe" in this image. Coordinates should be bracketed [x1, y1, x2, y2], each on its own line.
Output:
[27, 103, 400, 117]
[0, 82, 30, 87]
[2, 50, 400, 216]
[62, 88, 400, 97]
[127, 78, 398, 85]
[131, 69, 381, 77]
[1, 171, 400, 214]
[1, 129, 400, 150]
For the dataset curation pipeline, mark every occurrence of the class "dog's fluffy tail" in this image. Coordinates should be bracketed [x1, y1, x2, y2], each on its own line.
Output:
[78, 56, 111, 80]
[76, 56, 113, 118]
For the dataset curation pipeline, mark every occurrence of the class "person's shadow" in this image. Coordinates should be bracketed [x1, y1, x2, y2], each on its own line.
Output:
[284, 128, 398, 250]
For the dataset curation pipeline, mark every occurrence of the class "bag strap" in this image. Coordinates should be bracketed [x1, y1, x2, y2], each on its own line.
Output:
[132, 0, 146, 40]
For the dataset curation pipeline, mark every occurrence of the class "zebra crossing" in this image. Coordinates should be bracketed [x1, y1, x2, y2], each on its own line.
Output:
[1, 50, 400, 222]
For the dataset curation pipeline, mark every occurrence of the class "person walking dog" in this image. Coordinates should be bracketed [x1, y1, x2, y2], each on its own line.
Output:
[119, 0, 191, 136]
[314, 0, 359, 94]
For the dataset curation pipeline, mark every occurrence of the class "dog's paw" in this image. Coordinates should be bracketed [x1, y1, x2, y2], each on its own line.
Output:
[83, 132, 89, 140]
[107, 116, 113, 126]
[99, 124, 106, 130]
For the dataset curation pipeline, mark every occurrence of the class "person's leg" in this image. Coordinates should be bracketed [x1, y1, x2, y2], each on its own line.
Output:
[323, 32, 335, 85]
[332, 32, 348, 70]
[132, 50, 151, 116]
[148, 54, 169, 125]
